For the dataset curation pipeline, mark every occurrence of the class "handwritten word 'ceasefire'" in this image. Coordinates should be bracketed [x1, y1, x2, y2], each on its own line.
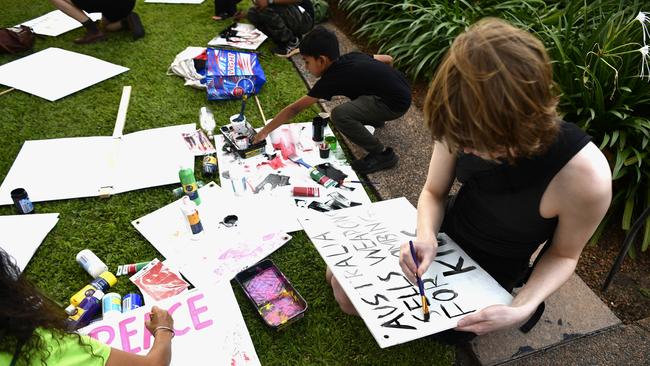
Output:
[87, 293, 213, 353]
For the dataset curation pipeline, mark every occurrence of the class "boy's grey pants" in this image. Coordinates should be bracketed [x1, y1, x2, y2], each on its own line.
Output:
[330, 95, 405, 155]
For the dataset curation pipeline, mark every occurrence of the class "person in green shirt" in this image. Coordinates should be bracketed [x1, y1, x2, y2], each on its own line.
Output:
[0, 249, 175, 366]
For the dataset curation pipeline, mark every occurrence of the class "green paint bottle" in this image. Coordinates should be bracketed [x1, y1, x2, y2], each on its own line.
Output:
[179, 166, 201, 205]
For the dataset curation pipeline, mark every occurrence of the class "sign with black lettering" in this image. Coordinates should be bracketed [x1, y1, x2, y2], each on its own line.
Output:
[299, 198, 512, 348]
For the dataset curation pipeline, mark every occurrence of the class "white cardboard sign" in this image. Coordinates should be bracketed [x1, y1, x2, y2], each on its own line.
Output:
[80, 286, 260, 366]
[19, 10, 102, 37]
[0, 124, 195, 205]
[132, 183, 294, 288]
[0, 48, 129, 101]
[0, 213, 59, 272]
[299, 198, 513, 348]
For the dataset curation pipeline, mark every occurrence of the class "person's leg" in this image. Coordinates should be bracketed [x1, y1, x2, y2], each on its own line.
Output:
[277, 4, 313, 39]
[331, 96, 404, 173]
[51, 0, 106, 44]
[330, 95, 402, 154]
[248, 6, 296, 48]
[49, 0, 89, 22]
[325, 267, 359, 315]
[100, 0, 143, 39]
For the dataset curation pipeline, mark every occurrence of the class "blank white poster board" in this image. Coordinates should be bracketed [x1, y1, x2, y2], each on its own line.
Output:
[299, 198, 513, 348]
[132, 183, 295, 288]
[214, 122, 371, 215]
[80, 286, 260, 366]
[19, 10, 102, 37]
[0, 124, 195, 205]
[0, 48, 129, 101]
[0, 213, 59, 272]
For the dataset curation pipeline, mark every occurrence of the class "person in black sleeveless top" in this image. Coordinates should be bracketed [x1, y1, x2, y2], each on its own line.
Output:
[327, 18, 612, 338]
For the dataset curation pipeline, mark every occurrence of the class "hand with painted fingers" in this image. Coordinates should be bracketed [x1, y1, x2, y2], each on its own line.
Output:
[399, 238, 438, 285]
[454, 303, 537, 335]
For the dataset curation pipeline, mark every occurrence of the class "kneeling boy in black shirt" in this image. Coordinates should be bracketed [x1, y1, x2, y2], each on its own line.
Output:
[253, 26, 412, 174]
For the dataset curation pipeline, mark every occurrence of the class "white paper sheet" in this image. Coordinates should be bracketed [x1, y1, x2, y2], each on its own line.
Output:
[19, 10, 102, 37]
[132, 183, 295, 288]
[299, 198, 513, 348]
[208, 24, 268, 50]
[0, 213, 59, 272]
[145, 0, 204, 3]
[0, 48, 129, 101]
[0, 124, 195, 205]
[80, 287, 260, 366]
[214, 122, 372, 223]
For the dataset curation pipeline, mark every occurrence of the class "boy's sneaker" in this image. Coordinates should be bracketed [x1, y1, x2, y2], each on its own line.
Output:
[273, 37, 300, 58]
[125, 12, 145, 40]
[351, 147, 399, 174]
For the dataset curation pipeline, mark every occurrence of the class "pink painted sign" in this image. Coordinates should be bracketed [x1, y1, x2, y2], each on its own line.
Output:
[80, 285, 259, 366]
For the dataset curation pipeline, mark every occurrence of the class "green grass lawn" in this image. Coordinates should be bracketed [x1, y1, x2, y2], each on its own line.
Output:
[0, 2, 453, 365]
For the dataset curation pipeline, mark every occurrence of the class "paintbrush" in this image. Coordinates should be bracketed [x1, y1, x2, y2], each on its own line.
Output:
[234, 94, 248, 122]
[287, 153, 312, 169]
[409, 240, 430, 321]
[344, 180, 379, 185]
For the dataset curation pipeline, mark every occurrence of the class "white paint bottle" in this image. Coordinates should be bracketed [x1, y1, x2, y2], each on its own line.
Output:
[76, 249, 108, 279]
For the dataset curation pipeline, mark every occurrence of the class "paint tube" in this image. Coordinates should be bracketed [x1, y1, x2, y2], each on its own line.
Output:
[116, 261, 151, 276]
[309, 168, 337, 188]
[292, 187, 320, 197]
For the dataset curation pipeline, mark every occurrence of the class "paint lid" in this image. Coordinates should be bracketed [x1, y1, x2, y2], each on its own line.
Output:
[98, 271, 117, 287]
[64, 304, 78, 316]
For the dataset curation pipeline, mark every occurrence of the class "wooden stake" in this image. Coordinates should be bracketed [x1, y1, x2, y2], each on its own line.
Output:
[254, 95, 267, 124]
[0, 88, 15, 96]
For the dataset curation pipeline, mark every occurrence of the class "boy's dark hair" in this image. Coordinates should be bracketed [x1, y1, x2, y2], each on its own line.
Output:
[299, 26, 340, 61]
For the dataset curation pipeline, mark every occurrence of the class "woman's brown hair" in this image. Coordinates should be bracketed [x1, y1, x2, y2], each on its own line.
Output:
[424, 18, 560, 162]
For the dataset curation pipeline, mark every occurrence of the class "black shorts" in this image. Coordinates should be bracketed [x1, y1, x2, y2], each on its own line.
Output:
[72, 0, 136, 22]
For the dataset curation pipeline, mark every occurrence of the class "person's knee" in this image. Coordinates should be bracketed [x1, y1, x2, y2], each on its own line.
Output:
[247, 8, 260, 23]
[330, 106, 351, 128]
[330, 274, 358, 316]
[325, 267, 333, 283]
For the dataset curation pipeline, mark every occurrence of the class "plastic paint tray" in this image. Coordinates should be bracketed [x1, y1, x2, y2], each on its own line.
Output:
[235, 259, 307, 330]
[220, 123, 266, 159]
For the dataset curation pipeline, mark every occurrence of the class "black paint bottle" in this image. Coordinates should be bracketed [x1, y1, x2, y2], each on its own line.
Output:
[10, 188, 35, 214]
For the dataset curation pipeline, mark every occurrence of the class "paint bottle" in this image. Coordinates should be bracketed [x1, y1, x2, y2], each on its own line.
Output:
[199, 107, 216, 137]
[70, 271, 117, 307]
[172, 180, 205, 198]
[179, 166, 201, 205]
[76, 249, 108, 279]
[202, 155, 218, 178]
[312, 116, 325, 142]
[309, 168, 337, 188]
[181, 196, 203, 239]
[123, 292, 143, 312]
[102, 292, 122, 318]
[67, 290, 104, 329]
[10, 188, 34, 214]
